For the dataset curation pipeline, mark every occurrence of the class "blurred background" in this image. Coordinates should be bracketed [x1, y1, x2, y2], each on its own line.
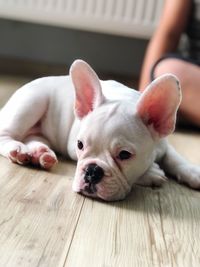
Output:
[0, 0, 164, 87]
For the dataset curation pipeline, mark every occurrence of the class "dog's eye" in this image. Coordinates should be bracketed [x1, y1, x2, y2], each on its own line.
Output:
[118, 150, 132, 160]
[77, 140, 84, 150]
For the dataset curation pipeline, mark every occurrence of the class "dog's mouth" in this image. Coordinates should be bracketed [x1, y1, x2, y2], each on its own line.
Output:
[77, 179, 129, 201]
[80, 183, 98, 198]
[84, 182, 97, 194]
[73, 162, 131, 201]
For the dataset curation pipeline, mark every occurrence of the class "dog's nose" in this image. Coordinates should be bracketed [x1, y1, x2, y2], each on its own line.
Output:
[84, 163, 104, 184]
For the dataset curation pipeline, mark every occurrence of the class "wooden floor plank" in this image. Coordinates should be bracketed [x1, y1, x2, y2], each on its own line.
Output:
[158, 182, 200, 267]
[169, 132, 200, 164]
[64, 186, 168, 267]
[0, 158, 85, 267]
[64, 183, 200, 267]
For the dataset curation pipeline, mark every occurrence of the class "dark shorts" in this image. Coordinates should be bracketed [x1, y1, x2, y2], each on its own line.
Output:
[150, 53, 200, 81]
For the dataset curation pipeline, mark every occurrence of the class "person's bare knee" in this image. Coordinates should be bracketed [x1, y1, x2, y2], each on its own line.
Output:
[154, 58, 200, 126]
[154, 58, 187, 81]
[154, 58, 200, 91]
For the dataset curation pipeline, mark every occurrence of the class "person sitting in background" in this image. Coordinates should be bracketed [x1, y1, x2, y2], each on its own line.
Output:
[139, 0, 200, 127]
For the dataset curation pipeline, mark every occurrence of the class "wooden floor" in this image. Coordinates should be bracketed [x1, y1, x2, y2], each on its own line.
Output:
[0, 75, 200, 267]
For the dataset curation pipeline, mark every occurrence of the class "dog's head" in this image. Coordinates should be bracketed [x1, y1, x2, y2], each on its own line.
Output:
[70, 60, 181, 201]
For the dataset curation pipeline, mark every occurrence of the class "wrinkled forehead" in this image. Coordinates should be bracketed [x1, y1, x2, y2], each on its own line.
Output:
[80, 102, 127, 130]
[78, 101, 148, 144]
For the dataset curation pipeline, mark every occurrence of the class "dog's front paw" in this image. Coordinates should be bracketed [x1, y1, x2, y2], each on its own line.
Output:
[7, 142, 31, 165]
[176, 164, 200, 189]
[136, 163, 167, 187]
[31, 146, 58, 169]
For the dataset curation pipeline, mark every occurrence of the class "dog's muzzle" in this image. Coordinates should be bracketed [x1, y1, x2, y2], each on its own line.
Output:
[84, 163, 104, 194]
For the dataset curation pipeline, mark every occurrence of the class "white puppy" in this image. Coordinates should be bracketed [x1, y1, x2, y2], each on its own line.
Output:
[0, 60, 200, 201]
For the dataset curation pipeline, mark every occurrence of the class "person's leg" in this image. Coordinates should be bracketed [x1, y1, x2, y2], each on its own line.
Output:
[153, 57, 200, 127]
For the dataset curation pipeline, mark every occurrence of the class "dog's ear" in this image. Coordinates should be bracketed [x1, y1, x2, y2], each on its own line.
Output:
[70, 59, 105, 119]
[136, 74, 182, 138]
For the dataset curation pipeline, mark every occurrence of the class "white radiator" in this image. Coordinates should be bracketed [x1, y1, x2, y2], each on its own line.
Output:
[0, 0, 163, 39]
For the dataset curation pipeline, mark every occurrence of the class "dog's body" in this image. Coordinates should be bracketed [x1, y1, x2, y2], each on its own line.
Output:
[0, 60, 200, 201]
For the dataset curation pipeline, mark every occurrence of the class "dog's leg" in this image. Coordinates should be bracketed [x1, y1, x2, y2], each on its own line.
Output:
[24, 135, 57, 169]
[0, 86, 48, 165]
[0, 137, 31, 165]
[161, 144, 200, 188]
[136, 163, 167, 187]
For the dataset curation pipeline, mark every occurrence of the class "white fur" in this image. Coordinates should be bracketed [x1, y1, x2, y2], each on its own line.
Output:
[0, 60, 200, 201]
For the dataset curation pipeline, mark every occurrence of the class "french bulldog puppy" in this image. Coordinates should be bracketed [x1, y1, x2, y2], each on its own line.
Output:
[0, 60, 200, 201]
